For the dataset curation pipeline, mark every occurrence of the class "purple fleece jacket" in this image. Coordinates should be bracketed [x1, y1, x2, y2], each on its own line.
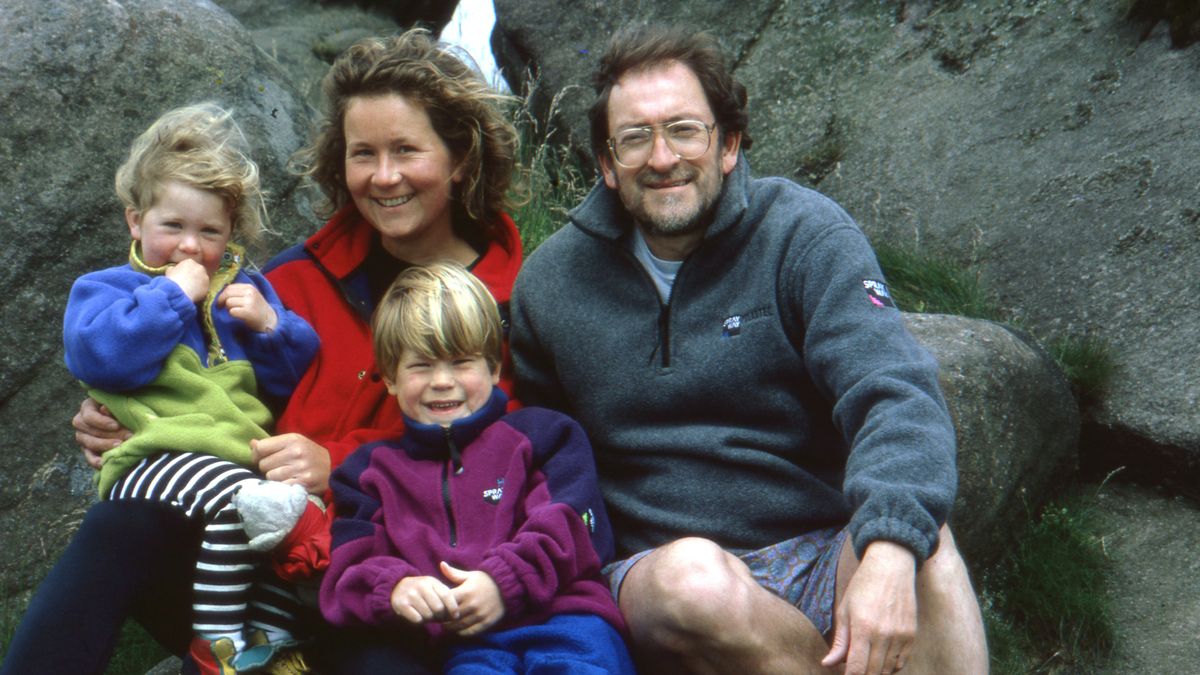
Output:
[320, 388, 625, 639]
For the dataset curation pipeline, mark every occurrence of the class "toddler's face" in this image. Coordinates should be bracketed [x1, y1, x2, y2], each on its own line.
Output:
[127, 180, 232, 276]
[387, 351, 499, 427]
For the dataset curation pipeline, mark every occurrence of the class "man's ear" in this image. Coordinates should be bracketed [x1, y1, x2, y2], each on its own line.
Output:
[599, 153, 620, 190]
[126, 207, 143, 240]
[720, 130, 742, 176]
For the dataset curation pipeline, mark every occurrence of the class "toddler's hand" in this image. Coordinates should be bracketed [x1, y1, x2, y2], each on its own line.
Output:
[164, 259, 210, 302]
[391, 575, 460, 626]
[220, 283, 278, 332]
[440, 562, 504, 636]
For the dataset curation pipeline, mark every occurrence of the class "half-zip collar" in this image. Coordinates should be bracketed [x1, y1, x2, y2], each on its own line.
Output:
[399, 387, 509, 467]
[129, 240, 244, 366]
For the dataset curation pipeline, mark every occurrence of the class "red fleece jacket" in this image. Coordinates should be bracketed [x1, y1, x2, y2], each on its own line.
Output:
[263, 206, 523, 472]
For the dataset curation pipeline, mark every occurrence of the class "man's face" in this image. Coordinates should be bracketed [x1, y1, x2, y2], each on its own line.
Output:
[600, 61, 740, 247]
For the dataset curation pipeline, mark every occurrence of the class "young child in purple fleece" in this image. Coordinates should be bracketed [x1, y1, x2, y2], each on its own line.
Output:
[319, 261, 634, 673]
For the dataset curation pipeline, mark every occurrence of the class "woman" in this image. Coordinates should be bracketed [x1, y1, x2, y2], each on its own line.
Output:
[3, 29, 522, 675]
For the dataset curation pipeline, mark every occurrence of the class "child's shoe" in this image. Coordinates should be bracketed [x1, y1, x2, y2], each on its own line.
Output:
[188, 636, 237, 675]
[234, 629, 311, 674]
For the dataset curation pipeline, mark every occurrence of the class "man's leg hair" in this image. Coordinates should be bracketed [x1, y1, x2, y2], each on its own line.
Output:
[617, 537, 835, 675]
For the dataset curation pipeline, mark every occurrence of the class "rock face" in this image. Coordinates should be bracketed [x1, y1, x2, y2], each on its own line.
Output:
[492, 0, 1200, 496]
[0, 0, 317, 599]
[1093, 481, 1200, 673]
[906, 315, 1079, 573]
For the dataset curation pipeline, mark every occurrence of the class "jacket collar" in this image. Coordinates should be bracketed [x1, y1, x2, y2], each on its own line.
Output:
[400, 387, 509, 461]
[303, 206, 523, 304]
[569, 152, 751, 248]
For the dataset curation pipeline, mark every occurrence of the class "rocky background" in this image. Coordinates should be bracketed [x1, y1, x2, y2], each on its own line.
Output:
[1, 0, 1197, 671]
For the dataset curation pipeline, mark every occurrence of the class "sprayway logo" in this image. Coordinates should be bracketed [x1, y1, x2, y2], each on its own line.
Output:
[482, 478, 504, 505]
[721, 306, 772, 338]
[863, 279, 896, 308]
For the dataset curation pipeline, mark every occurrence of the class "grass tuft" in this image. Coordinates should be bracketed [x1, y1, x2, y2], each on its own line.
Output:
[1047, 334, 1117, 405]
[874, 241, 1000, 320]
[1, 595, 169, 675]
[507, 76, 591, 255]
[983, 484, 1116, 673]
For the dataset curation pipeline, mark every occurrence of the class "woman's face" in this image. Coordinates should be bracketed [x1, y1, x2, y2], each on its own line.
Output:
[343, 94, 464, 261]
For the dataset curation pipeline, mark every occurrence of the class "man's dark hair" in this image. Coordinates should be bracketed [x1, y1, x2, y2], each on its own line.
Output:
[588, 24, 753, 163]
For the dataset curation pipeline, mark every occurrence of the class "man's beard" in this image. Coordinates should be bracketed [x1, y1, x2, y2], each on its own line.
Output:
[625, 167, 722, 239]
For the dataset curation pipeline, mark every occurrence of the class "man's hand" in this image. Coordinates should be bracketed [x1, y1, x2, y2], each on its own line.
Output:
[251, 433, 331, 494]
[440, 561, 504, 637]
[391, 575, 459, 625]
[218, 283, 278, 333]
[822, 541, 918, 675]
[73, 397, 131, 469]
[164, 259, 210, 302]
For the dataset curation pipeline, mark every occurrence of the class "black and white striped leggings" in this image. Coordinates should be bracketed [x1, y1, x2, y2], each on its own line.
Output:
[108, 452, 302, 640]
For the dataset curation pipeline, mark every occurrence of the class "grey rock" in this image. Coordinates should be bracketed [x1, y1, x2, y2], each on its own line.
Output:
[905, 314, 1079, 574]
[212, 0, 402, 111]
[1094, 481, 1200, 673]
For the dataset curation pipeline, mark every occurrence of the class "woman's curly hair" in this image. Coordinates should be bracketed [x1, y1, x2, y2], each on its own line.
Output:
[294, 28, 519, 241]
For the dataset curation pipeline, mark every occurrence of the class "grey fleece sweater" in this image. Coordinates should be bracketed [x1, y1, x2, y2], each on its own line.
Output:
[510, 155, 956, 561]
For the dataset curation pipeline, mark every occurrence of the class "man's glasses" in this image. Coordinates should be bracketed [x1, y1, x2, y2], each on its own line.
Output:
[606, 120, 714, 168]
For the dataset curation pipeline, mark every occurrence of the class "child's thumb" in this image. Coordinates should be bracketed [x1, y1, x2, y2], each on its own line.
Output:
[440, 561, 467, 582]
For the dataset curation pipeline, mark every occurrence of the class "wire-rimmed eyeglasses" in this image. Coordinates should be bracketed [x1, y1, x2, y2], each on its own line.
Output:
[606, 120, 714, 168]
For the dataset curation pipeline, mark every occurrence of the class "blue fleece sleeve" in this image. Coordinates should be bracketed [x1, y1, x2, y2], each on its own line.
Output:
[63, 267, 196, 391]
[233, 272, 319, 399]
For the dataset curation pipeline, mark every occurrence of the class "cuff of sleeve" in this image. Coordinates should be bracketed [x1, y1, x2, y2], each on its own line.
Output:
[367, 568, 405, 623]
[150, 276, 198, 321]
[478, 555, 525, 618]
[850, 515, 937, 563]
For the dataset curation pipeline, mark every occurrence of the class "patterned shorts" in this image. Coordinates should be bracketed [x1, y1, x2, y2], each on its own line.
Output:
[602, 527, 849, 637]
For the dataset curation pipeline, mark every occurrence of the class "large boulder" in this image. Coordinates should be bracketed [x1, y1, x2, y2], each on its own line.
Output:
[212, 0, 403, 111]
[0, 0, 317, 600]
[492, 0, 1200, 495]
[906, 314, 1079, 574]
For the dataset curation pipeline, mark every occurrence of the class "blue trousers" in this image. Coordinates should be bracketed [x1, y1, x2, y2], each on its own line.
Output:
[444, 614, 635, 674]
[1, 499, 435, 675]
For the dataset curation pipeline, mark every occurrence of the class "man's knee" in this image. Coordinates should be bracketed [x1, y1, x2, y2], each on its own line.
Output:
[622, 537, 757, 632]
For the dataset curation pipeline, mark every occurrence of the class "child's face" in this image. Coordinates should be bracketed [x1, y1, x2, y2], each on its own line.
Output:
[387, 351, 499, 427]
[126, 180, 232, 276]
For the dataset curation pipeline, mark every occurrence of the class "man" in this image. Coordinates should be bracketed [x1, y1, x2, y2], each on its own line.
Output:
[509, 24, 988, 675]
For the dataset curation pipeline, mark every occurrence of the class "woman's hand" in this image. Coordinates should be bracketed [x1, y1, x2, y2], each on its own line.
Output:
[219, 283, 278, 333]
[251, 433, 332, 494]
[73, 397, 131, 469]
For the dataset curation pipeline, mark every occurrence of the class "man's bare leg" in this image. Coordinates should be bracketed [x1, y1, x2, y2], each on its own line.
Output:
[617, 537, 835, 675]
[831, 526, 989, 674]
